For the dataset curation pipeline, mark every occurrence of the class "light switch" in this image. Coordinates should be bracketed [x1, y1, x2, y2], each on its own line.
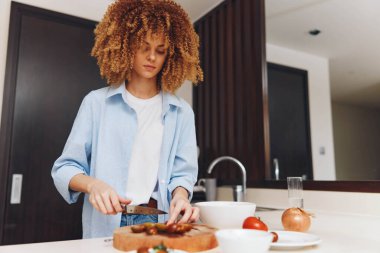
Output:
[10, 174, 23, 204]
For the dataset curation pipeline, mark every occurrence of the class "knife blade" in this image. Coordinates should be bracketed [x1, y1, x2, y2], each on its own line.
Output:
[122, 205, 167, 215]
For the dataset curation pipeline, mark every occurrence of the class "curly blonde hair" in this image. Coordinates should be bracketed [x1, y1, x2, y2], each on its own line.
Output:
[91, 0, 203, 93]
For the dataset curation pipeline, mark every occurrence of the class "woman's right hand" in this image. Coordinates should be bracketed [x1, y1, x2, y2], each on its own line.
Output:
[87, 179, 131, 215]
[69, 174, 131, 215]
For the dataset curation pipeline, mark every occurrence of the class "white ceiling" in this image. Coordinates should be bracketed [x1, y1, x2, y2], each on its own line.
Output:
[266, 0, 380, 109]
[175, 0, 224, 22]
[106, 0, 224, 22]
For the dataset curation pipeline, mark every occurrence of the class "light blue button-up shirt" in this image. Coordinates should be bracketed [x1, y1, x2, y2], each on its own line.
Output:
[51, 84, 198, 238]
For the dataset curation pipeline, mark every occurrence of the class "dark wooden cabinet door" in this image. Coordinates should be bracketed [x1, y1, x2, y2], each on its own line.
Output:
[0, 3, 104, 245]
[193, 0, 267, 185]
[267, 63, 313, 180]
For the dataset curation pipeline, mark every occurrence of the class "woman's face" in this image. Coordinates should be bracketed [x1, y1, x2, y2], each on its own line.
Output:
[132, 32, 168, 81]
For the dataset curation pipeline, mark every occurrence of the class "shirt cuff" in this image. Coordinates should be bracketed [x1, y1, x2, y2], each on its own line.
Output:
[53, 165, 85, 204]
[167, 179, 194, 202]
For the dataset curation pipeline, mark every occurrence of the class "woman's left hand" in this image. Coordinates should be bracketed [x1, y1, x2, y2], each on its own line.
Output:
[167, 187, 199, 225]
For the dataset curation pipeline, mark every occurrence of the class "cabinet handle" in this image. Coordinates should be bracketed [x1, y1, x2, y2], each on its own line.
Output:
[10, 174, 23, 204]
[273, 158, 280, 180]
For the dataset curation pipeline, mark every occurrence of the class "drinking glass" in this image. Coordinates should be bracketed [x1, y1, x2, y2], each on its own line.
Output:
[198, 178, 217, 201]
[287, 177, 304, 208]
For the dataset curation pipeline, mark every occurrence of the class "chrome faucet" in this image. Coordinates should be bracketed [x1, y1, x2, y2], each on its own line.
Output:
[207, 156, 247, 202]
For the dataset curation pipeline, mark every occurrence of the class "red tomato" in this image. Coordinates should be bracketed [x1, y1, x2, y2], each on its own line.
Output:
[242, 216, 268, 231]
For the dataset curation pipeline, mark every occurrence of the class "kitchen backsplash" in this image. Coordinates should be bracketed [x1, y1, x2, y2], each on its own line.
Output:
[216, 187, 380, 217]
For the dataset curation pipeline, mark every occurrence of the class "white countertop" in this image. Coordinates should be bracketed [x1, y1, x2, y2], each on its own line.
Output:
[258, 210, 380, 253]
[0, 210, 379, 253]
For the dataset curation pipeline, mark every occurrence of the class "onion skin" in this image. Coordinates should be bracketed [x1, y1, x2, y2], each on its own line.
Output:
[281, 208, 311, 232]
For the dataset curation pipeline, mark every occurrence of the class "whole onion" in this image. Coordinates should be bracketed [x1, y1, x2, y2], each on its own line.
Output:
[281, 208, 311, 232]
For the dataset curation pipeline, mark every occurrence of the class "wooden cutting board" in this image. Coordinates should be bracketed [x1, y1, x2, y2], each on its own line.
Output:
[113, 224, 218, 252]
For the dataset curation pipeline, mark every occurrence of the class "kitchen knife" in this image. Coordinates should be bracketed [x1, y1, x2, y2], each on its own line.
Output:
[122, 205, 167, 215]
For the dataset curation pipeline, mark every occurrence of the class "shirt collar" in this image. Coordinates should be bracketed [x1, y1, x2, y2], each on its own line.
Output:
[162, 91, 182, 109]
[106, 83, 182, 109]
[106, 84, 125, 99]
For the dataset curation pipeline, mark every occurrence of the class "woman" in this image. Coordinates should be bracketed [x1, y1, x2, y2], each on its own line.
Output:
[52, 0, 203, 238]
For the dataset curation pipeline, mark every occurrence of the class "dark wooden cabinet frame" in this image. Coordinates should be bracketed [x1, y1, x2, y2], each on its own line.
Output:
[0, 2, 98, 243]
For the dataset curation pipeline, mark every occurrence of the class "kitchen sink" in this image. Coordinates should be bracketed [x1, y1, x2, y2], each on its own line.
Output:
[256, 206, 283, 212]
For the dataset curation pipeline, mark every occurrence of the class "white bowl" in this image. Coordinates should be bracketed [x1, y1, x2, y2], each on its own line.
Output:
[215, 229, 273, 253]
[194, 201, 256, 228]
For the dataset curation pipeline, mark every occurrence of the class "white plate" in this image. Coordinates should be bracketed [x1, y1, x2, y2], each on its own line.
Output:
[270, 231, 322, 250]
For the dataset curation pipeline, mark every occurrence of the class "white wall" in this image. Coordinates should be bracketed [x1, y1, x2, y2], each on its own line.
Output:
[175, 80, 193, 106]
[332, 103, 380, 180]
[267, 44, 336, 180]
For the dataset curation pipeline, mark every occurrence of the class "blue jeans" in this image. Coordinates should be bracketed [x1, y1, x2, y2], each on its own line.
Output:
[120, 208, 158, 227]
